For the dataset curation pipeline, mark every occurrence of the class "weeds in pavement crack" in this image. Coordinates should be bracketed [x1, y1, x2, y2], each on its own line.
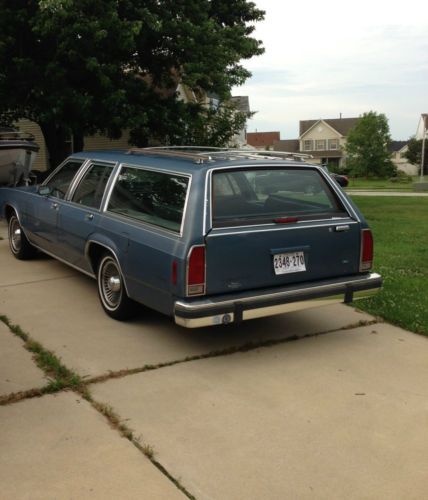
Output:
[0, 314, 197, 498]
[83, 390, 196, 499]
[0, 315, 84, 403]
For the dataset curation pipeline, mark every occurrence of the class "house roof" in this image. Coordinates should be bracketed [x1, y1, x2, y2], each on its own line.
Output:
[231, 96, 250, 113]
[299, 117, 359, 137]
[273, 139, 299, 152]
[246, 131, 280, 148]
[416, 113, 428, 138]
[388, 140, 408, 153]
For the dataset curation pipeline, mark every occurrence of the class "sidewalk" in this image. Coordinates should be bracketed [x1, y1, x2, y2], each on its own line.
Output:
[347, 190, 428, 196]
[1, 220, 428, 499]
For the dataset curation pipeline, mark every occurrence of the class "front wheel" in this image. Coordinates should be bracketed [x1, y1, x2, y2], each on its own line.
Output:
[97, 253, 135, 320]
[8, 214, 37, 260]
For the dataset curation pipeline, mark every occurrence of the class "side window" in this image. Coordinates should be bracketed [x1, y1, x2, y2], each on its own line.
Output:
[71, 163, 114, 209]
[107, 166, 190, 233]
[45, 160, 84, 199]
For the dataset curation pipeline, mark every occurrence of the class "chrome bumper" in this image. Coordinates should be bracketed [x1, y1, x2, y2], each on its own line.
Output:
[174, 273, 382, 328]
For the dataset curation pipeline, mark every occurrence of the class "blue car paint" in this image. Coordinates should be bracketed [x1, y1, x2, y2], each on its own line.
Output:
[0, 150, 381, 327]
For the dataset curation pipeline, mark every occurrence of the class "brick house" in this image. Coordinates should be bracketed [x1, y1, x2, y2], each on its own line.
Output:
[246, 131, 280, 150]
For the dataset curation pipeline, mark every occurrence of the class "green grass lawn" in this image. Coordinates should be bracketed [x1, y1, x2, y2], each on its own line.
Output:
[346, 177, 417, 191]
[351, 196, 428, 336]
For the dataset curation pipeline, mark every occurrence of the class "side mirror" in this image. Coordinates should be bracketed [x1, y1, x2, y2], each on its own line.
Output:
[38, 185, 52, 196]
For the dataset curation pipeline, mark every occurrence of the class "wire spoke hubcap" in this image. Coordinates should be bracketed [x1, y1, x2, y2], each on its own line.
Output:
[10, 218, 22, 252]
[101, 260, 122, 308]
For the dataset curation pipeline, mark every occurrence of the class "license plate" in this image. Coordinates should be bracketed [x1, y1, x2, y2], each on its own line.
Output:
[273, 251, 306, 275]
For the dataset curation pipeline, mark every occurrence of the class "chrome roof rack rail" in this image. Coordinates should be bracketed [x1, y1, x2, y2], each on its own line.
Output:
[126, 147, 213, 164]
[205, 149, 314, 162]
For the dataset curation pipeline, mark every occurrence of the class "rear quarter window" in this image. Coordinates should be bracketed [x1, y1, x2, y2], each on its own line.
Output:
[107, 166, 190, 233]
[212, 167, 345, 227]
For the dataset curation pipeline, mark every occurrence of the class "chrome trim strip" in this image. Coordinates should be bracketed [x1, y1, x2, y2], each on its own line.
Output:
[42, 158, 90, 199]
[67, 160, 117, 204]
[202, 168, 211, 236]
[180, 171, 192, 238]
[102, 163, 123, 213]
[207, 220, 359, 237]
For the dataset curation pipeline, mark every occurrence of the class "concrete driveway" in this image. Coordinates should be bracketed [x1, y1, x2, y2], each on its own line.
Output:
[1, 221, 428, 499]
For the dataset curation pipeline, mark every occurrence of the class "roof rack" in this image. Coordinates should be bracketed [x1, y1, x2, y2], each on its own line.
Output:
[206, 149, 313, 162]
[125, 146, 313, 164]
[126, 147, 213, 164]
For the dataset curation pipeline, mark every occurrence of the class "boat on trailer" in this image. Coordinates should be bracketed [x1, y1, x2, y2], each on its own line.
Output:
[0, 128, 39, 186]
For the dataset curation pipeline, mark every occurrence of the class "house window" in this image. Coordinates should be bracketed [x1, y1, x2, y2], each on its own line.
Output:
[303, 140, 313, 151]
[328, 139, 339, 150]
[316, 139, 326, 151]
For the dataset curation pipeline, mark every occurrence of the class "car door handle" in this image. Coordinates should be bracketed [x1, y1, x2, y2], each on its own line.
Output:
[335, 225, 350, 232]
[85, 213, 94, 221]
[51, 202, 59, 210]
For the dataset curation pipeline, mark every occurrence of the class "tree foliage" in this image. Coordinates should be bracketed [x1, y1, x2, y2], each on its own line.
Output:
[345, 111, 395, 178]
[0, 0, 264, 168]
[404, 137, 428, 175]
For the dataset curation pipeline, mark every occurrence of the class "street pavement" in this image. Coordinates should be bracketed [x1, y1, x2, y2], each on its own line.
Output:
[1, 220, 428, 499]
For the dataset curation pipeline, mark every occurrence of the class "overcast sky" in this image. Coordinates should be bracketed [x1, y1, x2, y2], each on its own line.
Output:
[234, 0, 428, 140]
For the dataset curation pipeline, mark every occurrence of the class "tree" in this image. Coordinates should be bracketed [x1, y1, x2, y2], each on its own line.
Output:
[0, 0, 264, 169]
[345, 111, 395, 178]
[404, 137, 428, 175]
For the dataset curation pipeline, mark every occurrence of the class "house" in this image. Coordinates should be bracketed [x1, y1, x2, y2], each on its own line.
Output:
[388, 141, 418, 176]
[16, 88, 251, 172]
[230, 96, 250, 147]
[416, 113, 428, 140]
[16, 118, 133, 173]
[246, 131, 280, 150]
[274, 117, 359, 170]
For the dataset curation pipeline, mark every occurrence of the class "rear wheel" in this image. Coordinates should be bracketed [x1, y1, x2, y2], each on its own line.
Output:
[97, 253, 135, 320]
[8, 213, 36, 260]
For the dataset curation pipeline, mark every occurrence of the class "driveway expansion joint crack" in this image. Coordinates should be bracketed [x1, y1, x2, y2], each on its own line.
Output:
[0, 314, 198, 499]
[86, 318, 379, 386]
[0, 274, 79, 289]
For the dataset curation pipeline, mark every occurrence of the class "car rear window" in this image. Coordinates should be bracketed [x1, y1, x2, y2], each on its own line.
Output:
[212, 168, 345, 227]
[107, 166, 190, 233]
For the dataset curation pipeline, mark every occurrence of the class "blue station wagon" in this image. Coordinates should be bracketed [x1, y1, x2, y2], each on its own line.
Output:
[0, 147, 382, 328]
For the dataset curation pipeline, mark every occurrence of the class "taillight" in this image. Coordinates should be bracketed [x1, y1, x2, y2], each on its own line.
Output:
[360, 229, 373, 271]
[187, 245, 206, 296]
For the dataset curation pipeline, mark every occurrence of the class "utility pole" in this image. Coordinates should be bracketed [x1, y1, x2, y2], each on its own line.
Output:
[421, 114, 427, 181]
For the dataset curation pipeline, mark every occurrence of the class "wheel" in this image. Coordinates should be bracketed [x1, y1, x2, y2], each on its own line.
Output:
[8, 213, 37, 260]
[97, 253, 135, 320]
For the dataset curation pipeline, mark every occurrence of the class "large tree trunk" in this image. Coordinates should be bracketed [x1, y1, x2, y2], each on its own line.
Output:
[72, 130, 84, 153]
[39, 122, 72, 172]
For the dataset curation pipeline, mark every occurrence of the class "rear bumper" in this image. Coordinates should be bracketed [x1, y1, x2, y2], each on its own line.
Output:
[174, 273, 382, 328]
